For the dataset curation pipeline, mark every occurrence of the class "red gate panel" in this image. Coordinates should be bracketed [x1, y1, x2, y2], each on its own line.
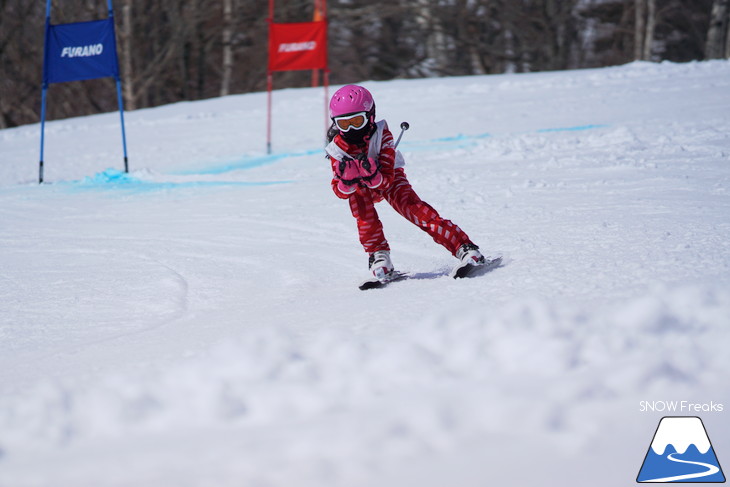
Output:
[268, 21, 327, 72]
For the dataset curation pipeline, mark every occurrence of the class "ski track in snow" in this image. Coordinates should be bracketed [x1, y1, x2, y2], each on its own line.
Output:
[1, 60, 729, 486]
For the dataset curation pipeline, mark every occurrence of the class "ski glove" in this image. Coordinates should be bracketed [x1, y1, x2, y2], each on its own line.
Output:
[333, 156, 361, 194]
[356, 154, 384, 189]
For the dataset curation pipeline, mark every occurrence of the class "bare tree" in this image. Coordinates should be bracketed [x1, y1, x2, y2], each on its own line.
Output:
[706, 0, 729, 58]
[0, 0, 723, 128]
[220, 0, 234, 96]
[415, 0, 450, 76]
[643, 0, 656, 59]
[0, 1, 43, 128]
[119, 0, 136, 110]
[634, 0, 657, 60]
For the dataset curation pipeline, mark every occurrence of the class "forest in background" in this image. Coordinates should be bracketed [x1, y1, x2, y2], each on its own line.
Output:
[1, 0, 729, 128]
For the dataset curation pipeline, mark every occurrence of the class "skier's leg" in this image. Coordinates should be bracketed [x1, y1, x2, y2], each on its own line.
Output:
[383, 169, 472, 255]
[348, 190, 389, 254]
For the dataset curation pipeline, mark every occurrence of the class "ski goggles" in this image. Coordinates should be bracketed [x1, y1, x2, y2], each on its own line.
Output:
[333, 112, 368, 132]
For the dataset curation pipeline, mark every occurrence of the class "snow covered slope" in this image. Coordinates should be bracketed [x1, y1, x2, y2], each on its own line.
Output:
[1, 61, 729, 486]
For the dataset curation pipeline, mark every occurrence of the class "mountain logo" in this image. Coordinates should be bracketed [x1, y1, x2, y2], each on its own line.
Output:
[637, 416, 725, 483]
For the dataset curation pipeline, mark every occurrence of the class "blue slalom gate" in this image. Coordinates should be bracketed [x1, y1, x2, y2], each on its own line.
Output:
[39, 0, 128, 183]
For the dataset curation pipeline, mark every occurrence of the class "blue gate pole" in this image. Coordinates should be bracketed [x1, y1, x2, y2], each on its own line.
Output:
[115, 78, 129, 173]
[39, 0, 52, 184]
[39, 86, 48, 184]
[108, 0, 129, 173]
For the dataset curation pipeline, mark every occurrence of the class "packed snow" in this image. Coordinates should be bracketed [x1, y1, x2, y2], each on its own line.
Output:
[1, 60, 729, 486]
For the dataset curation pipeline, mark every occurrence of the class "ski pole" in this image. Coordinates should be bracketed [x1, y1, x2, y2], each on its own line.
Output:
[394, 121, 409, 149]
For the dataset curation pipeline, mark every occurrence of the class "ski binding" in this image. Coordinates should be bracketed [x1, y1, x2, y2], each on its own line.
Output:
[358, 271, 407, 290]
[450, 256, 503, 279]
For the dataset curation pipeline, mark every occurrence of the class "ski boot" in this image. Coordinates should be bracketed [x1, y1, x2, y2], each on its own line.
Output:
[455, 242, 486, 266]
[452, 243, 502, 279]
[368, 250, 395, 282]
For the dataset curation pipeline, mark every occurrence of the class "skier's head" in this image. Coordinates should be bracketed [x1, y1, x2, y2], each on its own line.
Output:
[329, 84, 375, 144]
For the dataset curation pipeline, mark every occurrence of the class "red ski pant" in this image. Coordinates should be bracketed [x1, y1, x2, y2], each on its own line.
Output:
[347, 168, 471, 256]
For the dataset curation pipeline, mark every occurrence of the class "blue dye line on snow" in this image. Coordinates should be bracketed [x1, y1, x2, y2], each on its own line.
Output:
[172, 123, 607, 177]
[536, 124, 609, 133]
[399, 124, 608, 152]
[66, 169, 292, 192]
[175, 148, 322, 176]
[398, 131, 491, 153]
[59, 123, 608, 190]
[429, 132, 491, 143]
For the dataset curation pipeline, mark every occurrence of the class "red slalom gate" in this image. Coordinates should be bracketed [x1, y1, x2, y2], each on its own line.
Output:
[267, 0, 329, 153]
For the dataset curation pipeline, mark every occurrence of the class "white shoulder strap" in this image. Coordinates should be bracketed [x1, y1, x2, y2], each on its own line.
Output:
[370, 120, 405, 169]
[325, 140, 351, 161]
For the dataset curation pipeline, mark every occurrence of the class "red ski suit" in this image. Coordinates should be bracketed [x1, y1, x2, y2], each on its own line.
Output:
[327, 121, 471, 256]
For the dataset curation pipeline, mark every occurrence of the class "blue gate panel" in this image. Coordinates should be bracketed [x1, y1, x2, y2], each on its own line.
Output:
[44, 18, 119, 84]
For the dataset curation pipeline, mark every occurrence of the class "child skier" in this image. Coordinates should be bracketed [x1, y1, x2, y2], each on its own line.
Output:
[325, 84, 497, 284]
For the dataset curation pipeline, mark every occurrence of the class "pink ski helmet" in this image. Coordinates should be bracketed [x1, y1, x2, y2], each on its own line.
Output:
[329, 84, 375, 118]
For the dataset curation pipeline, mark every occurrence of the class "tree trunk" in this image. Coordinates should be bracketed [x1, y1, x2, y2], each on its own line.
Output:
[706, 0, 729, 59]
[642, 0, 656, 60]
[121, 0, 136, 110]
[634, 0, 646, 60]
[416, 0, 449, 75]
[220, 0, 234, 96]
